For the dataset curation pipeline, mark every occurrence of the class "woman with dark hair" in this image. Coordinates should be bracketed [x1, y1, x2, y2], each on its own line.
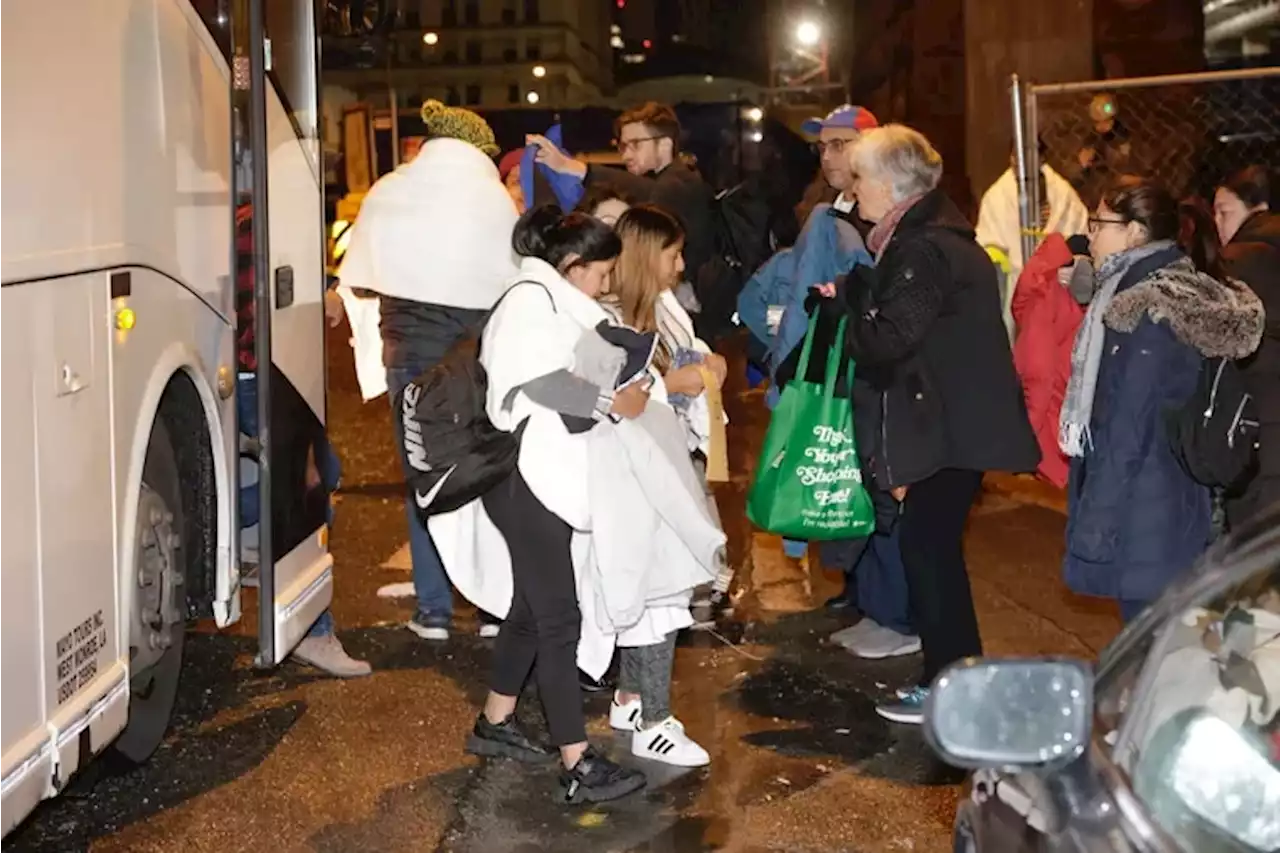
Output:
[436, 205, 650, 803]
[1214, 166, 1280, 528]
[1062, 177, 1264, 624]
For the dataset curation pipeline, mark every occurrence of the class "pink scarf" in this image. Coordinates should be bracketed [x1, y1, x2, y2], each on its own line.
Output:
[865, 193, 926, 261]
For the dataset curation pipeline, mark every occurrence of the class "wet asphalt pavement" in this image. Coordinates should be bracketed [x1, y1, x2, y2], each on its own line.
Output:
[6, 331, 1122, 853]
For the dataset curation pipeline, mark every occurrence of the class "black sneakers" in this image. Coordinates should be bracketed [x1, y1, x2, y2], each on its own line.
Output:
[559, 746, 646, 804]
[578, 668, 616, 694]
[465, 713, 555, 764]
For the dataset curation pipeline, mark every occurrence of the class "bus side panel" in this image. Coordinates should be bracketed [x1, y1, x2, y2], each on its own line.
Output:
[31, 275, 127, 769]
[153, 0, 238, 624]
[259, 2, 332, 662]
[0, 287, 52, 834]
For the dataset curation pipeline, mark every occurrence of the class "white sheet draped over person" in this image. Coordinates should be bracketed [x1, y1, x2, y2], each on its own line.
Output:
[426, 245, 724, 680]
[332, 99, 519, 643]
[333, 105, 520, 403]
[975, 147, 1089, 341]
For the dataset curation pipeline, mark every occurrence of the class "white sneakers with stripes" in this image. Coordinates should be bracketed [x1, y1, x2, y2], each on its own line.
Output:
[609, 694, 644, 730]
[609, 695, 710, 768]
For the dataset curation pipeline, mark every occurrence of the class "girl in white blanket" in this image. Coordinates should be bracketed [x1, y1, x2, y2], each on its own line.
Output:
[597, 204, 729, 766]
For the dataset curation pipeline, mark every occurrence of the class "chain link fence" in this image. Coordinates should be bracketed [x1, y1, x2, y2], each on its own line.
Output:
[1013, 68, 1280, 240]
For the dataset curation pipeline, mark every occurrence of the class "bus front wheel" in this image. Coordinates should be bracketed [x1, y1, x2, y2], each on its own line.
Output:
[114, 419, 187, 763]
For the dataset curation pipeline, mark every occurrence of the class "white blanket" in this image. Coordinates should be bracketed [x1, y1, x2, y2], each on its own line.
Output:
[429, 258, 723, 675]
[335, 138, 520, 401]
[975, 165, 1089, 338]
[573, 331, 724, 647]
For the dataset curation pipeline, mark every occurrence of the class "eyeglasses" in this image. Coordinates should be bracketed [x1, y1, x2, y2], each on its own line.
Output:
[616, 136, 663, 153]
[1088, 216, 1126, 233]
[814, 138, 852, 156]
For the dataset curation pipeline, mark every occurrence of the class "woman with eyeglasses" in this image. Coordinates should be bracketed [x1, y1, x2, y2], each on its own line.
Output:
[1062, 177, 1264, 624]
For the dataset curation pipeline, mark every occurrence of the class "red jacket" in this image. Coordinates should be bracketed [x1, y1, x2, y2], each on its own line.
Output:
[1011, 233, 1083, 488]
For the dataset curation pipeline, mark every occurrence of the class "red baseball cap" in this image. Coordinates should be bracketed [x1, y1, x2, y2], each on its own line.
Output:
[498, 149, 522, 180]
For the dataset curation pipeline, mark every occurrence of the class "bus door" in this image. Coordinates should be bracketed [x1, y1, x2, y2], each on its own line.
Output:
[242, 0, 333, 666]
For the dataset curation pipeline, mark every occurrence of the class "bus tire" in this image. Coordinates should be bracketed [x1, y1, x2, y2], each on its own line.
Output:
[113, 418, 187, 763]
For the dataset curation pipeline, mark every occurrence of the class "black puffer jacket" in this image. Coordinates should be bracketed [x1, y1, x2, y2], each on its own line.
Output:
[1223, 210, 1280, 524]
[836, 189, 1040, 488]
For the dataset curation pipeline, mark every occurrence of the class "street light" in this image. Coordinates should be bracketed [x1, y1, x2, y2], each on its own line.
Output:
[422, 31, 438, 45]
[532, 65, 546, 78]
[745, 106, 764, 122]
[526, 91, 540, 104]
[795, 20, 821, 47]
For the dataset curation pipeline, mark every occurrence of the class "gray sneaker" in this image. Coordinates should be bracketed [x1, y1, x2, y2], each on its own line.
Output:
[292, 634, 372, 678]
[830, 618, 882, 650]
[844, 625, 921, 660]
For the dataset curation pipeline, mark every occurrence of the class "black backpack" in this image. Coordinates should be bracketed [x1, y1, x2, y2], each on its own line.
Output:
[1165, 356, 1260, 490]
[695, 179, 777, 342]
[398, 282, 553, 518]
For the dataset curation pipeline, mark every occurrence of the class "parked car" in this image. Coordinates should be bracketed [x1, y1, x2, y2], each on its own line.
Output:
[924, 505, 1280, 853]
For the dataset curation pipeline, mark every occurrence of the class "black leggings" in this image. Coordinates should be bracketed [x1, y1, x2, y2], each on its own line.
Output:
[482, 469, 586, 747]
[898, 468, 984, 685]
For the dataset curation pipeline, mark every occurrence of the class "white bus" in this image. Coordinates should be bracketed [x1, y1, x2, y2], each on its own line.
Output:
[1, 0, 332, 835]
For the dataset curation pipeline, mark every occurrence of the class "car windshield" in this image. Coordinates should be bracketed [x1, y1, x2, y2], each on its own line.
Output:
[1094, 511, 1280, 852]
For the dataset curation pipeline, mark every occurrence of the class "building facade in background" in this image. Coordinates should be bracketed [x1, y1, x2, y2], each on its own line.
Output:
[845, 0, 1272, 207]
[610, 0, 770, 88]
[1204, 0, 1278, 63]
[323, 0, 612, 110]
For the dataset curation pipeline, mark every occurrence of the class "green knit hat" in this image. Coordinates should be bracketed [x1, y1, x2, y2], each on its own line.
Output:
[420, 99, 499, 157]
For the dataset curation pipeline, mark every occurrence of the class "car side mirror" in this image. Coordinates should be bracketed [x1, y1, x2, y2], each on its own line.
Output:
[925, 658, 1094, 771]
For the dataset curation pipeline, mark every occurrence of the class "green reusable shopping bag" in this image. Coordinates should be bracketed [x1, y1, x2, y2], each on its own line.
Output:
[746, 313, 875, 540]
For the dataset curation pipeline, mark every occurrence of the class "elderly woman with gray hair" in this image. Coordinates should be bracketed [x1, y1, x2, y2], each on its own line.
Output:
[817, 125, 1040, 723]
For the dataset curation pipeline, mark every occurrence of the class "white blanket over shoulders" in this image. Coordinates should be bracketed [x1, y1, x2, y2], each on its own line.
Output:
[428, 258, 723, 677]
[573, 330, 724, 648]
[975, 165, 1089, 338]
[334, 138, 520, 401]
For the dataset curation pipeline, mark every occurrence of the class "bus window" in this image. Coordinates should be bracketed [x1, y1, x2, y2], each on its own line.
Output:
[265, 0, 319, 161]
[187, 0, 232, 60]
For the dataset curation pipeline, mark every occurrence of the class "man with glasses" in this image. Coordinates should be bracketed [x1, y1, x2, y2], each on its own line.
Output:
[739, 105, 916, 659]
[742, 104, 878, 412]
[528, 102, 715, 325]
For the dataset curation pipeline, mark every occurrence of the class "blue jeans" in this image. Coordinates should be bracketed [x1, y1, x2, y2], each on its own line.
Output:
[387, 366, 454, 618]
[819, 525, 914, 636]
[238, 375, 338, 640]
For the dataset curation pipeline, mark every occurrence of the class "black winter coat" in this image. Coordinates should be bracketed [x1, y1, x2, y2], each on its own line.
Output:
[832, 189, 1040, 487]
[1223, 211, 1280, 525]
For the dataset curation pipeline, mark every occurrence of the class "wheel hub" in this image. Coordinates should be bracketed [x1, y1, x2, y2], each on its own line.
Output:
[131, 484, 183, 674]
